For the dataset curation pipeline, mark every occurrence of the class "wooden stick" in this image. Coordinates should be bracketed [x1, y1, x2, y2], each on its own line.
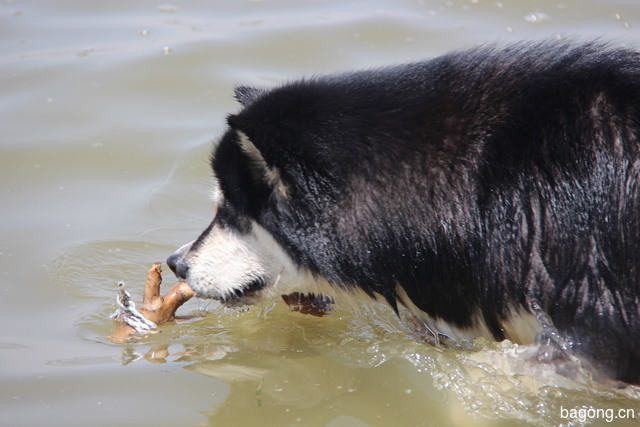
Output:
[111, 263, 195, 343]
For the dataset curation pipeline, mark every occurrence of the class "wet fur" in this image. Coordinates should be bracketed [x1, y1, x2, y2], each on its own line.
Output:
[169, 41, 640, 384]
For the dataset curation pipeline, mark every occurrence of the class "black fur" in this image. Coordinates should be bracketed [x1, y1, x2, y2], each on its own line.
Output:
[201, 41, 640, 384]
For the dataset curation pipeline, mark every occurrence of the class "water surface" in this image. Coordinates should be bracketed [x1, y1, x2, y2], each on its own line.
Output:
[2, 0, 640, 425]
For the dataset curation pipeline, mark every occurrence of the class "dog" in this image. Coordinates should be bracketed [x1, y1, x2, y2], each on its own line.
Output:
[167, 40, 640, 385]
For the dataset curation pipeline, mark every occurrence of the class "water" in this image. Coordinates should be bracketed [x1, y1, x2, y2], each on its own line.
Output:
[2, 0, 640, 425]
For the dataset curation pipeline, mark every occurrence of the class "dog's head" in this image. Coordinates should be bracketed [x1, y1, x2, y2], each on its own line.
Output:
[166, 85, 327, 306]
[166, 80, 402, 309]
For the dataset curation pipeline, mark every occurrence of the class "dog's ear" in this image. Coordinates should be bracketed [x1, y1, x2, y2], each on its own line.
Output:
[234, 129, 290, 200]
[226, 83, 324, 201]
[234, 86, 263, 106]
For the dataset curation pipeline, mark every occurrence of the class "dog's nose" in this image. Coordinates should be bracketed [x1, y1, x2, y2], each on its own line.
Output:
[167, 241, 194, 280]
[167, 252, 190, 280]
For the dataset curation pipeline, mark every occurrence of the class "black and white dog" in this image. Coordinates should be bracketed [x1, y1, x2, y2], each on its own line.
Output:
[167, 41, 640, 385]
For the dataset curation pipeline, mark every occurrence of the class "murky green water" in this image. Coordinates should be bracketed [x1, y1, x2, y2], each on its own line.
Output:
[3, 0, 640, 425]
